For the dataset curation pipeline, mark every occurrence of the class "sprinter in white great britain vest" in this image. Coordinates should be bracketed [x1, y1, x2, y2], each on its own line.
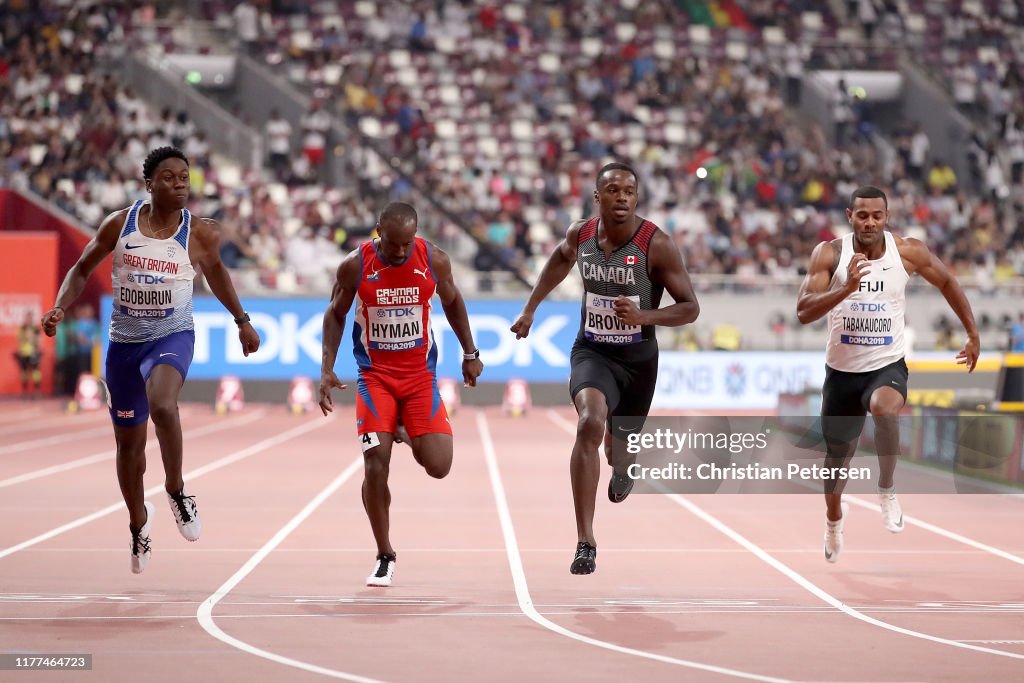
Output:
[797, 185, 979, 564]
[510, 162, 700, 576]
[41, 147, 261, 575]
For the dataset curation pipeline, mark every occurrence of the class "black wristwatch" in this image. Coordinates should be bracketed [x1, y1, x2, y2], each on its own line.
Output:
[234, 312, 251, 326]
[462, 348, 480, 361]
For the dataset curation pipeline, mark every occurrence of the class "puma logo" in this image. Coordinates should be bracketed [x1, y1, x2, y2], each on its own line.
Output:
[413, 268, 429, 279]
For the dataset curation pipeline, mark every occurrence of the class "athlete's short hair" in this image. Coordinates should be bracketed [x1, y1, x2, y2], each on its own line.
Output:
[596, 162, 639, 189]
[143, 147, 189, 181]
[379, 202, 418, 226]
[849, 185, 888, 209]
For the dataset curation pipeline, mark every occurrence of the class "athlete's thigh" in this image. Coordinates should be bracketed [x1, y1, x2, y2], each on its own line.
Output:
[409, 432, 453, 469]
[863, 358, 909, 412]
[139, 330, 194, 402]
[356, 372, 399, 436]
[569, 345, 621, 414]
[105, 340, 150, 427]
[399, 373, 452, 438]
[611, 353, 658, 430]
[820, 366, 867, 449]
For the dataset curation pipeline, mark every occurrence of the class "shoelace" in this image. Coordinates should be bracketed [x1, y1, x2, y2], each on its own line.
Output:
[374, 554, 396, 577]
[169, 492, 196, 523]
[132, 532, 151, 556]
[574, 542, 595, 559]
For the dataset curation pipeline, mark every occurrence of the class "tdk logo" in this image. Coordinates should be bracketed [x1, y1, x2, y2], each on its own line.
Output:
[378, 307, 415, 318]
[127, 273, 166, 285]
[850, 302, 886, 312]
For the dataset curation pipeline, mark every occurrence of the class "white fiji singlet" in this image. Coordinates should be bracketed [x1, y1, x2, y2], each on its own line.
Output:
[109, 200, 196, 343]
[825, 231, 909, 372]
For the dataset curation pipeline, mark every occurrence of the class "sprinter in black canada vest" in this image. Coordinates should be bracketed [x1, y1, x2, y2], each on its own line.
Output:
[511, 163, 699, 575]
[797, 185, 979, 564]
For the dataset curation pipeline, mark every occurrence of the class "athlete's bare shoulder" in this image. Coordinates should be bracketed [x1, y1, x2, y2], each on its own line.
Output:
[336, 246, 362, 285]
[92, 207, 133, 246]
[565, 218, 590, 241]
[101, 207, 131, 230]
[829, 237, 844, 275]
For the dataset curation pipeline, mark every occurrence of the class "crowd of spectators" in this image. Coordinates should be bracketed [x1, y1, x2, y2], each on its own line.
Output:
[206, 0, 1024, 290]
[0, 0, 434, 294]
[3, 0, 1024, 300]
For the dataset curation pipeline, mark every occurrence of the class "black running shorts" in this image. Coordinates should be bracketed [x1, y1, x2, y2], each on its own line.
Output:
[568, 342, 658, 433]
[820, 357, 908, 444]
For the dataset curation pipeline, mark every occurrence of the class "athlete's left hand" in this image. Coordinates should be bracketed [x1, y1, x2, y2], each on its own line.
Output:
[238, 322, 260, 357]
[956, 335, 980, 373]
[318, 370, 347, 415]
[462, 358, 484, 387]
[613, 296, 645, 326]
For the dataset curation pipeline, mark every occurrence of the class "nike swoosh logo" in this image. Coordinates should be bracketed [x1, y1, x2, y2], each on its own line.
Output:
[159, 352, 177, 357]
[125, 244, 145, 250]
[882, 266, 893, 271]
[824, 549, 833, 560]
[580, 252, 596, 258]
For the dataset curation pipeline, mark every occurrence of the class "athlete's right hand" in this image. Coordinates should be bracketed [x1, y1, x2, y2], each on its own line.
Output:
[318, 371, 347, 416]
[510, 311, 533, 339]
[844, 254, 871, 293]
[41, 307, 64, 338]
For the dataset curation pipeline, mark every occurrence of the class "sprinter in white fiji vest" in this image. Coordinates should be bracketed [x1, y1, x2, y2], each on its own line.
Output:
[797, 185, 979, 564]
[511, 162, 700, 576]
[41, 147, 261, 574]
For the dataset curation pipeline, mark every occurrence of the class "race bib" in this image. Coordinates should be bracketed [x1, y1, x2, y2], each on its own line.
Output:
[367, 305, 424, 351]
[118, 285, 174, 319]
[359, 431, 381, 453]
[840, 301, 893, 346]
[584, 293, 642, 345]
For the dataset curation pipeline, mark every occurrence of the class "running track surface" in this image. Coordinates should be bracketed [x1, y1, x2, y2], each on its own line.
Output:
[0, 400, 1022, 682]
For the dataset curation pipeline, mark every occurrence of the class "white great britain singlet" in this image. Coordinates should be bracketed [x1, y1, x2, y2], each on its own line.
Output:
[109, 200, 196, 343]
[825, 231, 908, 372]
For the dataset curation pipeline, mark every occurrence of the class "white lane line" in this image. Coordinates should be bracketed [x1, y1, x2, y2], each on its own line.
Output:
[0, 411, 265, 489]
[197, 455, 388, 683]
[0, 425, 112, 455]
[0, 407, 44, 425]
[669, 494, 1024, 661]
[564, 402, 1024, 562]
[18, 547, 1024, 554]
[845, 496, 1024, 567]
[0, 412, 80, 435]
[544, 411, 1024, 661]
[477, 412, 796, 683]
[0, 416, 329, 561]
[545, 409, 575, 432]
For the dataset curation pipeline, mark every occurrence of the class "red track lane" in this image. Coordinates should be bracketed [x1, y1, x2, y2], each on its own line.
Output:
[1, 401, 1022, 681]
[203, 408, 722, 682]
[495, 409, 1024, 680]
[0, 410, 266, 547]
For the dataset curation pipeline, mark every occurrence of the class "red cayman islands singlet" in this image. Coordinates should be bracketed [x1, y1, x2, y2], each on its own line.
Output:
[352, 237, 438, 373]
[351, 237, 448, 439]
